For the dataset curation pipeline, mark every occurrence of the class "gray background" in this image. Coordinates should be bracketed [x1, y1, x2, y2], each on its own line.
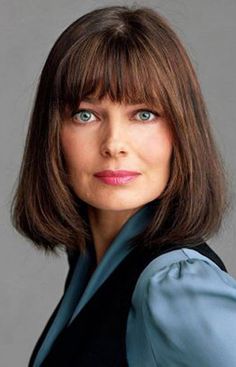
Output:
[1, 0, 235, 365]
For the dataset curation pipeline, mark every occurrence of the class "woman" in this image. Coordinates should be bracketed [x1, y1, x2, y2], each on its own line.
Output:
[11, 5, 236, 367]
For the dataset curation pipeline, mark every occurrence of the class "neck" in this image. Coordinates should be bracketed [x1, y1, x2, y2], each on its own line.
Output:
[86, 205, 141, 265]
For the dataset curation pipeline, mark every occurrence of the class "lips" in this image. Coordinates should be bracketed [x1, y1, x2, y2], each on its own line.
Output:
[94, 170, 141, 177]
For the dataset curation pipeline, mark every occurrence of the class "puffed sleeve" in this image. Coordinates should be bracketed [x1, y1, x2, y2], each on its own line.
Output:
[126, 255, 236, 367]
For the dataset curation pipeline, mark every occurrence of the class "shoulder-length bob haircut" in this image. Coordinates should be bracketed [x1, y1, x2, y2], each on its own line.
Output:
[11, 5, 230, 256]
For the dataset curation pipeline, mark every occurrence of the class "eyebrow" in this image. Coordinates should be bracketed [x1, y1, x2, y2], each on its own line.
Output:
[81, 97, 151, 107]
[82, 97, 100, 104]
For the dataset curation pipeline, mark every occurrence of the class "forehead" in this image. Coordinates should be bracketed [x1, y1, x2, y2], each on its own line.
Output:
[56, 35, 167, 116]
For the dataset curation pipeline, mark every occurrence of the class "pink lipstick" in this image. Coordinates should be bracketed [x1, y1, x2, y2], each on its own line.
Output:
[94, 170, 141, 186]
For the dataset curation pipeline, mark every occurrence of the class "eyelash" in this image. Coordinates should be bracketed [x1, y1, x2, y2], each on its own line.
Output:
[71, 109, 160, 125]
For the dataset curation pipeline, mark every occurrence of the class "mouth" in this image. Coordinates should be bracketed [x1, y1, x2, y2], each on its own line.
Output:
[94, 170, 141, 177]
[94, 174, 140, 186]
[94, 169, 141, 186]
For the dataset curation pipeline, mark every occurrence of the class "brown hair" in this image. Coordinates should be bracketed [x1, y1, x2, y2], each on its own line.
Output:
[10, 5, 231, 257]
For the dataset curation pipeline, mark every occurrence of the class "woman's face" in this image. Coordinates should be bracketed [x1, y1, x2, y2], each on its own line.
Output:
[61, 95, 173, 214]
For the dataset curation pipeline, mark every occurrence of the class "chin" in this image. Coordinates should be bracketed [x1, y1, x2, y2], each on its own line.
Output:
[85, 197, 148, 212]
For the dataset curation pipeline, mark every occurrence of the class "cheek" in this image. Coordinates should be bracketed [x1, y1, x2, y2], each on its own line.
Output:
[60, 129, 89, 172]
[136, 127, 173, 167]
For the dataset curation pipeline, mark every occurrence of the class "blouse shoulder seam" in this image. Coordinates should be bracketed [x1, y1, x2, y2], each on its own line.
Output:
[131, 248, 222, 305]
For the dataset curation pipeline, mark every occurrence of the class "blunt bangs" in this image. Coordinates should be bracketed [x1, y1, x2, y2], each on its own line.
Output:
[55, 32, 165, 118]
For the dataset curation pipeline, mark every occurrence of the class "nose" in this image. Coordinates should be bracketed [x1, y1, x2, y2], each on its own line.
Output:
[100, 119, 128, 158]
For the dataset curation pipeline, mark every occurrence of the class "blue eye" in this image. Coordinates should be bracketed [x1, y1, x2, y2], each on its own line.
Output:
[138, 111, 152, 120]
[71, 108, 159, 125]
[72, 110, 95, 123]
[136, 110, 159, 122]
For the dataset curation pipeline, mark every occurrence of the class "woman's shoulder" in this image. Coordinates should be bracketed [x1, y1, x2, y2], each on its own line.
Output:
[127, 247, 236, 366]
[131, 247, 236, 317]
[132, 247, 235, 298]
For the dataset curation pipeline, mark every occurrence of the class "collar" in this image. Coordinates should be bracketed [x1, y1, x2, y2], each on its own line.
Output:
[69, 199, 157, 323]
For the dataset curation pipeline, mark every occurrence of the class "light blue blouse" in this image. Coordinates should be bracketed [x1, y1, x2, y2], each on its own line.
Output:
[33, 201, 236, 367]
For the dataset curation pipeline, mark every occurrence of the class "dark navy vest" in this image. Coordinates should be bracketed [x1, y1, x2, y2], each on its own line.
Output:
[28, 241, 227, 367]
